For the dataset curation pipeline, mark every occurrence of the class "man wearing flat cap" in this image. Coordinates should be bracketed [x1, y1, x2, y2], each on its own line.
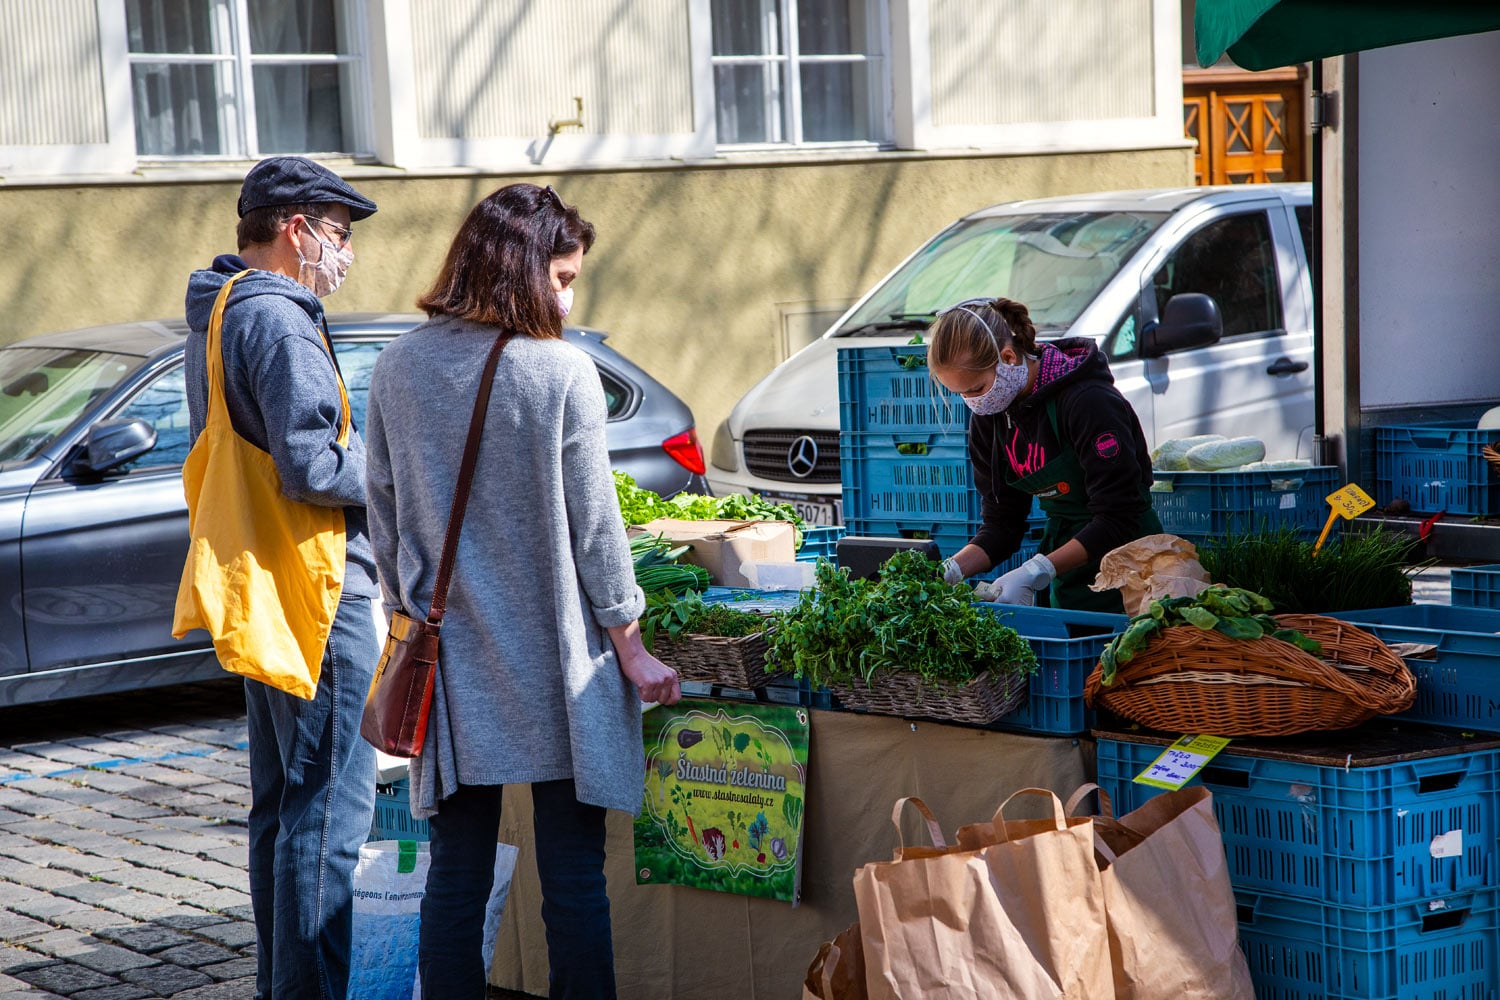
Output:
[176, 156, 380, 1000]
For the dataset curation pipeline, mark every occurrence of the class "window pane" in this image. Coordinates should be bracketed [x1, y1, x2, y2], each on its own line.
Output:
[715, 63, 785, 144]
[599, 371, 630, 419]
[800, 62, 870, 141]
[131, 63, 223, 155]
[1153, 213, 1282, 338]
[798, 0, 860, 55]
[253, 64, 346, 153]
[712, 0, 781, 56]
[116, 368, 191, 469]
[249, 0, 340, 54]
[331, 341, 382, 430]
[125, 0, 214, 53]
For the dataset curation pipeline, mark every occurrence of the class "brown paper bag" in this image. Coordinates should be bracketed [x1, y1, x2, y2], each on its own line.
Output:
[1063, 784, 1254, 1000]
[854, 791, 1114, 1000]
[803, 923, 868, 1000]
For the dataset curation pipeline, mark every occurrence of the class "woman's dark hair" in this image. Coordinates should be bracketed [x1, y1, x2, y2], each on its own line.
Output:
[236, 203, 327, 251]
[417, 183, 596, 339]
[928, 297, 1038, 374]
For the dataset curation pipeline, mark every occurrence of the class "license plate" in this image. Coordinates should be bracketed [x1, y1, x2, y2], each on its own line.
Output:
[764, 493, 840, 526]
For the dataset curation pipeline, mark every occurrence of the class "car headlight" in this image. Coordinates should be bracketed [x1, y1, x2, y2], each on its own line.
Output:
[710, 418, 739, 473]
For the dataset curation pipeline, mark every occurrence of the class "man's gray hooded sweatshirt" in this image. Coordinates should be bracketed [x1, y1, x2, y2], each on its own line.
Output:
[183, 254, 379, 598]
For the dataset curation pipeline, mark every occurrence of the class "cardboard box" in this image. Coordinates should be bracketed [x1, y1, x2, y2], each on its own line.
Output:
[632, 518, 797, 588]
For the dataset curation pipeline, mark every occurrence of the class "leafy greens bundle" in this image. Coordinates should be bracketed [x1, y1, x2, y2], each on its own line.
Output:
[614, 472, 804, 548]
[1098, 586, 1322, 685]
[767, 551, 1037, 688]
[1196, 525, 1419, 613]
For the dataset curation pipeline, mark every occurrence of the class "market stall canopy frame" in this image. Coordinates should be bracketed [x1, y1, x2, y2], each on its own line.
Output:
[1195, 0, 1500, 70]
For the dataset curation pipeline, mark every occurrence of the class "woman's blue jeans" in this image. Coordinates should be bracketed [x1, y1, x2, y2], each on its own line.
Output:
[419, 780, 615, 999]
[244, 595, 378, 1000]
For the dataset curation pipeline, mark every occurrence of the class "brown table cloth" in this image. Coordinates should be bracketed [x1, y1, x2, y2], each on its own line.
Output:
[489, 708, 1092, 998]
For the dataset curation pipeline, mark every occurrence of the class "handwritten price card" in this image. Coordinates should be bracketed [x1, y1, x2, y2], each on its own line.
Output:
[1327, 484, 1375, 520]
[1134, 734, 1232, 791]
[1315, 483, 1377, 553]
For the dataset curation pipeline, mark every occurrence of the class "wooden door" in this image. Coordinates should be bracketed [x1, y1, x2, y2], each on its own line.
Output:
[1184, 66, 1306, 185]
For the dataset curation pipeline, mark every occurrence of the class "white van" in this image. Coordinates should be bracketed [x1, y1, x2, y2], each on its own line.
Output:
[707, 184, 1315, 525]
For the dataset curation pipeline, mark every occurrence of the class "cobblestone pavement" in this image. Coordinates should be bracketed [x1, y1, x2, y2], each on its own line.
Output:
[0, 680, 535, 1000]
[0, 681, 259, 999]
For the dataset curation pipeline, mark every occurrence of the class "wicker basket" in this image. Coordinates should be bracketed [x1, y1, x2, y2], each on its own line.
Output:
[654, 630, 780, 689]
[1084, 614, 1415, 736]
[830, 666, 1030, 726]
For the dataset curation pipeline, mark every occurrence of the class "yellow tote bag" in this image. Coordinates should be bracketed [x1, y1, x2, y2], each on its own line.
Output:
[172, 271, 349, 700]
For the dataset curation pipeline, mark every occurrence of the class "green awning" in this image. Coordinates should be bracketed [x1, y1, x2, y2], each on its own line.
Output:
[1195, 0, 1500, 70]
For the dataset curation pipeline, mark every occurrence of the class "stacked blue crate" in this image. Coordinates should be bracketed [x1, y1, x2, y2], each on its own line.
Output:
[837, 344, 1048, 580]
[1096, 727, 1500, 999]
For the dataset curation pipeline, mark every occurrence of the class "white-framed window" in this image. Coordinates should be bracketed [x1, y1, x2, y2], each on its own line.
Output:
[710, 0, 889, 148]
[124, 0, 369, 159]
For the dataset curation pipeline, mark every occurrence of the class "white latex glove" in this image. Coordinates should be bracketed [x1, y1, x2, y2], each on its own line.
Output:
[940, 557, 964, 585]
[989, 553, 1057, 606]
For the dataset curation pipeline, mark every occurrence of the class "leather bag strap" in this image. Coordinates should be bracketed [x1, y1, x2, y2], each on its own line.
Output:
[426, 334, 510, 624]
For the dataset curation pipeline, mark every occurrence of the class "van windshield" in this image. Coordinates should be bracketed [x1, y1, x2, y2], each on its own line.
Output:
[835, 210, 1168, 335]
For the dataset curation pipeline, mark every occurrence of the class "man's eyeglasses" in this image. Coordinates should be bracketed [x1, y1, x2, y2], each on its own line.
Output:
[303, 214, 353, 248]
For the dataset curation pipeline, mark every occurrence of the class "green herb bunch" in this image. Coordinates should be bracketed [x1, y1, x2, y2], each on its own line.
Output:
[1098, 586, 1323, 685]
[630, 534, 710, 596]
[767, 551, 1037, 688]
[613, 472, 804, 548]
[1196, 525, 1419, 613]
[640, 591, 768, 652]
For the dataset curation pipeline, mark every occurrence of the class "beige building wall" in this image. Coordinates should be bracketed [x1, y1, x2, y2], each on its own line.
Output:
[0, 147, 1189, 440]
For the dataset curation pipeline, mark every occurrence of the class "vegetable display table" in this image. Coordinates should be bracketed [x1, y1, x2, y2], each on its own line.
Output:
[488, 709, 1090, 998]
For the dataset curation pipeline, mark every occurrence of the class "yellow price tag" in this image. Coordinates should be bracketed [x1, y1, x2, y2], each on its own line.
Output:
[1315, 483, 1376, 553]
[1134, 734, 1232, 791]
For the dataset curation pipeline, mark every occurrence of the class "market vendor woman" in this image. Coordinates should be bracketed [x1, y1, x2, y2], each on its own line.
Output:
[931, 296, 1161, 613]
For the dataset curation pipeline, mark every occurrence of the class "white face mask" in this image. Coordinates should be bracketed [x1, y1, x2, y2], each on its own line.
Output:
[296, 223, 353, 298]
[961, 359, 1030, 415]
[556, 286, 574, 318]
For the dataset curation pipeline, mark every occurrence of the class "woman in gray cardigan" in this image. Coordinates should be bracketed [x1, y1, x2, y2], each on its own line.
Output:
[363, 183, 680, 999]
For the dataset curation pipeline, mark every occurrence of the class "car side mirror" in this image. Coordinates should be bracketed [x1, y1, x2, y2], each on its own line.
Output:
[74, 418, 157, 474]
[1140, 293, 1223, 358]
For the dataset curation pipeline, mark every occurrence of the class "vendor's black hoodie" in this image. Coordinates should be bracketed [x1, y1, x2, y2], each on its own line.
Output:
[968, 336, 1154, 567]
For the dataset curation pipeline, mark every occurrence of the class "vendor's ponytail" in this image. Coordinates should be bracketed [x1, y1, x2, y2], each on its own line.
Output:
[992, 298, 1037, 355]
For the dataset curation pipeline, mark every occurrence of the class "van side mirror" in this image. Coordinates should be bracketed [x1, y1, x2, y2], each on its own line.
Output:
[1140, 293, 1223, 358]
[73, 419, 157, 474]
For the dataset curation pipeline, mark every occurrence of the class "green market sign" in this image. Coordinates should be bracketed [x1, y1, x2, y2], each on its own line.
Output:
[635, 700, 809, 904]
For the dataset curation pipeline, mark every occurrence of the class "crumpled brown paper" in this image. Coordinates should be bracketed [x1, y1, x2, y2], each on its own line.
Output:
[1089, 534, 1212, 617]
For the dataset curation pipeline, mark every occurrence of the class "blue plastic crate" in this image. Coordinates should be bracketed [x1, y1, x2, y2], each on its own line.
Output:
[836, 344, 969, 436]
[369, 778, 430, 842]
[979, 605, 1126, 735]
[1328, 605, 1500, 732]
[1235, 888, 1500, 1000]
[1374, 423, 1500, 516]
[1149, 466, 1342, 541]
[1451, 566, 1500, 610]
[797, 525, 845, 564]
[840, 432, 979, 525]
[1096, 735, 1500, 908]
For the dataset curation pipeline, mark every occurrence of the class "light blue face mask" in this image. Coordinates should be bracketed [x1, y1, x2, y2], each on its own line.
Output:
[938, 299, 1028, 415]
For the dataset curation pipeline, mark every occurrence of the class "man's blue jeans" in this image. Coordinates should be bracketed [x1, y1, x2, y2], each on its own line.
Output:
[244, 595, 377, 1000]
[419, 780, 615, 999]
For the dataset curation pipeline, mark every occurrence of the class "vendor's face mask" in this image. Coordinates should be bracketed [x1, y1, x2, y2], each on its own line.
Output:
[296, 222, 354, 298]
[962, 359, 1029, 415]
